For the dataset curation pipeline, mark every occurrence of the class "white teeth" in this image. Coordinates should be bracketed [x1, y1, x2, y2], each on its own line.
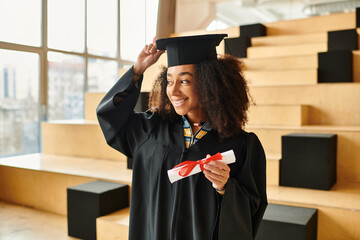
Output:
[173, 99, 186, 106]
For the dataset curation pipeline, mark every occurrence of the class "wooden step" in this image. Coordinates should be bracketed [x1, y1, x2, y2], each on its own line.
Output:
[42, 120, 126, 161]
[354, 50, 360, 83]
[267, 182, 360, 240]
[1, 158, 359, 239]
[171, 26, 240, 38]
[264, 12, 356, 35]
[0, 152, 278, 216]
[97, 208, 130, 240]
[242, 54, 318, 70]
[266, 155, 280, 186]
[245, 125, 360, 183]
[0, 201, 79, 239]
[249, 83, 360, 126]
[85, 92, 105, 121]
[247, 43, 327, 59]
[243, 46, 359, 79]
[247, 104, 309, 126]
[0, 154, 132, 215]
[245, 69, 317, 86]
[251, 32, 327, 46]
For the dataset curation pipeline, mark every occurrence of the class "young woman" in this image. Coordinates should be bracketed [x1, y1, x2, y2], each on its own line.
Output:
[97, 34, 267, 240]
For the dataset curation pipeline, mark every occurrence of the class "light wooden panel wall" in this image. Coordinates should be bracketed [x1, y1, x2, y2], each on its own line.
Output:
[250, 83, 360, 126]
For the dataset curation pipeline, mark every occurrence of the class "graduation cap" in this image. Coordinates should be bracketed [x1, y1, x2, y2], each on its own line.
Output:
[156, 34, 228, 67]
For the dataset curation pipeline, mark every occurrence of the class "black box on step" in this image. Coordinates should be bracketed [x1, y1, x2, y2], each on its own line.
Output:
[318, 50, 353, 83]
[256, 204, 318, 240]
[240, 23, 266, 38]
[356, 8, 360, 28]
[224, 36, 251, 58]
[328, 29, 358, 51]
[280, 133, 337, 190]
[67, 180, 129, 240]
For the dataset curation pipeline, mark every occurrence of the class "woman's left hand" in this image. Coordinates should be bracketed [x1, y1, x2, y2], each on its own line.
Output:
[203, 154, 231, 190]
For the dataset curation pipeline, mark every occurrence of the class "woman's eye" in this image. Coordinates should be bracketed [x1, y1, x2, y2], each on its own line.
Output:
[167, 80, 173, 85]
[181, 79, 190, 84]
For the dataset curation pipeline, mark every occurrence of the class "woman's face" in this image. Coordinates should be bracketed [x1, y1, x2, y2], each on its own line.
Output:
[166, 64, 203, 118]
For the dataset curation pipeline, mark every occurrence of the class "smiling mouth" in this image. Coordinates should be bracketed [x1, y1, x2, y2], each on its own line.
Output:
[172, 98, 187, 107]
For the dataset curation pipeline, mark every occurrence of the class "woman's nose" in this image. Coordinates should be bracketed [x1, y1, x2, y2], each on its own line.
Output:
[169, 82, 180, 95]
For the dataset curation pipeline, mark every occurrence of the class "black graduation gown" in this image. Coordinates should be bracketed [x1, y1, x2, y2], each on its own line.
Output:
[97, 67, 268, 240]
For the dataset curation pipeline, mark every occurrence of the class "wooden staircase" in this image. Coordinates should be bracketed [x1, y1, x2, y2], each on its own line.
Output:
[0, 10, 360, 240]
[244, 11, 360, 240]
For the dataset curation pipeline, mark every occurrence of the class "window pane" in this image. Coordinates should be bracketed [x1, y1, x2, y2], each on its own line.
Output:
[48, 52, 85, 120]
[88, 58, 118, 92]
[0, 0, 41, 46]
[0, 49, 40, 157]
[120, 0, 146, 62]
[145, 0, 159, 44]
[120, 0, 159, 62]
[87, 0, 118, 57]
[48, 0, 85, 52]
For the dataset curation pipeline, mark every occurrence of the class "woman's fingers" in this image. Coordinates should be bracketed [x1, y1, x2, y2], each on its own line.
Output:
[149, 43, 157, 53]
[203, 169, 227, 182]
[144, 43, 158, 54]
[142, 44, 161, 57]
[203, 169, 227, 190]
[203, 155, 231, 190]
[203, 172, 224, 187]
[142, 44, 149, 54]
[204, 164, 227, 177]
[207, 160, 230, 172]
[144, 44, 150, 54]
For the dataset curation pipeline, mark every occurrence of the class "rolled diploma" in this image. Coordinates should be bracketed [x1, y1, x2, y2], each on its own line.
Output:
[167, 149, 236, 184]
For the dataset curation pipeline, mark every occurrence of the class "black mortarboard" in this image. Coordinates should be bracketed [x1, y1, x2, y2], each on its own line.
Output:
[156, 34, 228, 67]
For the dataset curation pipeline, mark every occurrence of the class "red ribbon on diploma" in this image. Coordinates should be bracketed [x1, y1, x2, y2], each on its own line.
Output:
[172, 153, 223, 177]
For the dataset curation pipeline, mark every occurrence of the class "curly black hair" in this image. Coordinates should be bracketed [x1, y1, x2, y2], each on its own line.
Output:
[148, 54, 251, 138]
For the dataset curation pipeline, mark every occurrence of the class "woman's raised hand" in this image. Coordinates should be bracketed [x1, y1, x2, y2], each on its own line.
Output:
[133, 43, 164, 76]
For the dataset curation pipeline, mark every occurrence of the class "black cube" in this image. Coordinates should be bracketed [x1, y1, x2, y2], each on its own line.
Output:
[356, 8, 359, 28]
[328, 29, 358, 51]
[224, 36, 251, 58]
[280, 133, 337, 190]
[67, 180, 129, 240]
[318, 50, 353, 83]
[240, 23, 267, 38]
[256, 204, 318, 240]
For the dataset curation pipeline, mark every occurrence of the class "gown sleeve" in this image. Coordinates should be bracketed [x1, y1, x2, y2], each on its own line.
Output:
[96, 66, 159, 158]
[218, 132, 268, 240]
